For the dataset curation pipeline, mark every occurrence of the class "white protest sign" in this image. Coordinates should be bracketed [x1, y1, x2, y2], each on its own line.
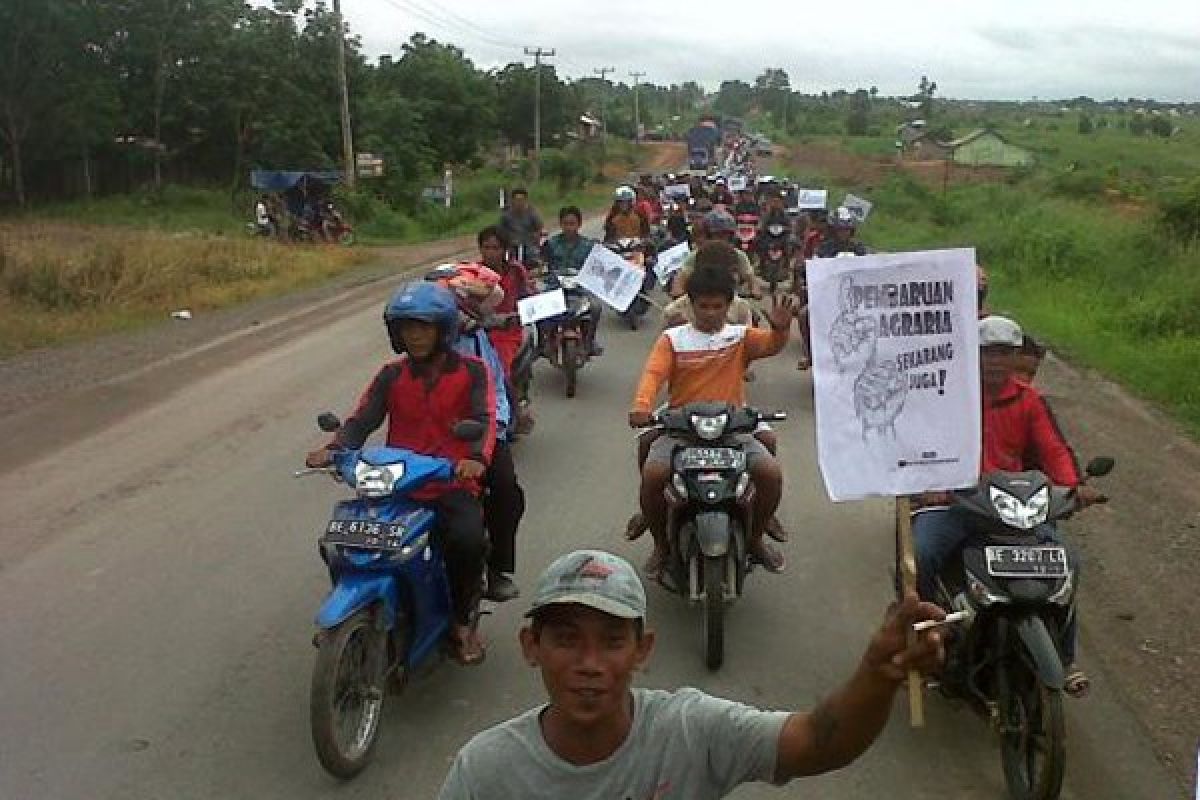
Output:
[796, 188, 828, 210]
[577, 244, 645, 313]
[517, 288, 567, 325]
[728, 175, 748, 191]
[653, 241, 691, 283]
[664, 183, 692, 201]
[842, 193, 873, 222]
[808, 248, 980, 502]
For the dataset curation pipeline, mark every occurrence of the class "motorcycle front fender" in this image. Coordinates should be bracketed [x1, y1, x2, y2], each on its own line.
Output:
[1012, 615, 1065, 690]
[316, 572, 398, 631]
[693, 511, 732, 558]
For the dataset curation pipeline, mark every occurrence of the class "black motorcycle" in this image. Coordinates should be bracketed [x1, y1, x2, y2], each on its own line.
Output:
[646, 402, 786, 670]
[537, 270, 596, 398]
[757, 222, 793, 294]
[926, 457, 1113, 800]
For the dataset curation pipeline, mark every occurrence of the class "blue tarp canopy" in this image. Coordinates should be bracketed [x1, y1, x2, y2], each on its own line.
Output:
[250, 170, 344, 192]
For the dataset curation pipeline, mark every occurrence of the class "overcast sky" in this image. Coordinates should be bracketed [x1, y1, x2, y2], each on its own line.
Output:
[338, 0, 1200, 101]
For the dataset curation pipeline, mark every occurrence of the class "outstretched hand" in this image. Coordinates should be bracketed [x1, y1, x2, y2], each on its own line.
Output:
[767, 293, 796, 331]
[863, 591, 946, 683]
[455, 459, 486, 481]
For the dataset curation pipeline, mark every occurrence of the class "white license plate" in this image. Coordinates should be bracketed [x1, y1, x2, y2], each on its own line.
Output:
[985, 545, 1068, 578]
[323, 519, 406, 550]
[678, 448, 743, 470]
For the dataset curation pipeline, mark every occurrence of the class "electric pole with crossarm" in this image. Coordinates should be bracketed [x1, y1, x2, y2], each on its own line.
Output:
[524, 46, 556, 183]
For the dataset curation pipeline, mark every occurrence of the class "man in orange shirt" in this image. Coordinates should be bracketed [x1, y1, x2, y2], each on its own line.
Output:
[629, 243, 795, 575]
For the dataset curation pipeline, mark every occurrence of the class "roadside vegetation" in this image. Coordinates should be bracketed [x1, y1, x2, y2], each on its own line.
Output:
[763, 99, 1200, 434]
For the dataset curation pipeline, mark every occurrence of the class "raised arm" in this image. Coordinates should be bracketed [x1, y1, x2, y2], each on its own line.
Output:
[773, 593, 945, 781]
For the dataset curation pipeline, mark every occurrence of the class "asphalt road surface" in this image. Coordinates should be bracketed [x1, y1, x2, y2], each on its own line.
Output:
[0, 266, 1182, 799]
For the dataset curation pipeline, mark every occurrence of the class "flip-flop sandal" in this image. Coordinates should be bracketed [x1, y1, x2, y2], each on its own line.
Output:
[450, 630, 487, 667]
[1064, 665, 1090, 698]
[749, 542, 786, 574]
[764, 516, 789, 543]
[796, 357, 811, 371]
[625, 512, 648, 541]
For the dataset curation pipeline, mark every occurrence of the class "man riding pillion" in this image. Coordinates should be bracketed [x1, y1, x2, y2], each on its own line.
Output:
[499, 187, 545, 267]
[631, 248, 795, 575]
[426, 264, 526, 603]
[604, 185, 650, 242]
[437, 549, 946, 799]
[913, 315, 1103, 697]
[664, 209, 759, 328]
[815, 206, 867, 257]
[304, 282, 495, 664]
[541, 205, 604, 357]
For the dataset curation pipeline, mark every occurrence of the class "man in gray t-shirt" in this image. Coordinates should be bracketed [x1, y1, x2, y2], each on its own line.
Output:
[498, 187, 544, 265]
[438, 549, 945, 799]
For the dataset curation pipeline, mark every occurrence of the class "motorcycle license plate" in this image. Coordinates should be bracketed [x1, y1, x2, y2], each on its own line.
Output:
[984, 545, 1068, 578]
[678, 447, 742, 470]
[322, 519, 407, 550]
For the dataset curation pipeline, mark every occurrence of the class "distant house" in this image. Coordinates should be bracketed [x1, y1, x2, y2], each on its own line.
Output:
[578, 113, 602, 140]
[945, 129, 1035, 167]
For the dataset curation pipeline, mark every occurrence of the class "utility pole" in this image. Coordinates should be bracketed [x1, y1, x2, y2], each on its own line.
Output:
[594, 66, 615, 138]
[524, 46, 556, 184]
[332, 0, 356, 188]
[630, 71, 646, 142]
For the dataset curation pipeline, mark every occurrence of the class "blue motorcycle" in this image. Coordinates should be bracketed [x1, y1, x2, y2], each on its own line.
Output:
[298, 413, 485, 779]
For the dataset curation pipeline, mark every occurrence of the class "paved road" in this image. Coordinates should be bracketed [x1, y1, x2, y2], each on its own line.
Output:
[0, 266, 1182, 798]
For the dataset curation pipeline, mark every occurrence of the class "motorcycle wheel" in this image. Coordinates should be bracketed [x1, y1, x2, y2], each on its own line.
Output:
[338, 230, 355, 246]
[562, 339, 579, 398]
[999, 661, 1065, 800]
[310, 607, 387, 780]
[702, 555, 726, 670]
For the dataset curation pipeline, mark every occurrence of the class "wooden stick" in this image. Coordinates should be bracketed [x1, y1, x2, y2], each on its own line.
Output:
[895, 495, 926, 727]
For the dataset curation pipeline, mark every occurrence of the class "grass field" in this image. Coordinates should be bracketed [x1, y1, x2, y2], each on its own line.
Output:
[780, 112, 1200, 433]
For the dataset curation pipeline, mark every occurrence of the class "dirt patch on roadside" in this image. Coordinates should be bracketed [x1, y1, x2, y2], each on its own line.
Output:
[1036, 354, 1199, 792]
[785, 141, 1012, 192]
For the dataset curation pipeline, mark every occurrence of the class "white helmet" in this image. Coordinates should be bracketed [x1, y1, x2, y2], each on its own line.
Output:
[614, 185, 636, 202]
[831, 206, 858, 229]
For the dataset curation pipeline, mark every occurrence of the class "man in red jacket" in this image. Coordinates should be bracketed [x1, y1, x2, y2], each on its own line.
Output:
[913, 315, 1101, 696]
[305, 282, 496, 664]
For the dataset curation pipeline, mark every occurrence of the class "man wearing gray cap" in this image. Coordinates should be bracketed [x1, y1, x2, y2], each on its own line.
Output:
[438, 549, 945, 799]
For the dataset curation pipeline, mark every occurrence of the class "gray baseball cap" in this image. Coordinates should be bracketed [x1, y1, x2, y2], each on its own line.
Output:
[527, 550, 647, 620]
[979, 315, 1023, 348]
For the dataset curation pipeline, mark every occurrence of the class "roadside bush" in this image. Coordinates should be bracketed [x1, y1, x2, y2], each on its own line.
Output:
[1157, 177, 1200, 243]
[1050, 165, 1107, 199]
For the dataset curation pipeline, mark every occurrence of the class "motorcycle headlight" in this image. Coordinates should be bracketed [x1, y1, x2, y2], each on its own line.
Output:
[989, 486, 1049, 530]
[690, 413, 728, 441]
[355, 463, 403, 498]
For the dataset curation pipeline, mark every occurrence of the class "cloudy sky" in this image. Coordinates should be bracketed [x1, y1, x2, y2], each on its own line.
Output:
[338, 0, 1200, 101]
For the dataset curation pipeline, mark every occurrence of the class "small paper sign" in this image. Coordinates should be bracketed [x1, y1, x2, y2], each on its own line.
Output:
[664, 183, 692, 201]
[728, 175, 748, 191]
[577, 244, 645, 313]
[654, 241, 691, 283]
[843, 193, 873, 222]
[795, 189, 828, 210]
[517, 289, 567, 325]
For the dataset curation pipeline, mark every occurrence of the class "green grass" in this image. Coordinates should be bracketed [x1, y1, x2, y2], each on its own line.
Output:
[29, 185, 249, 236]
[836, 169, 1200, 435]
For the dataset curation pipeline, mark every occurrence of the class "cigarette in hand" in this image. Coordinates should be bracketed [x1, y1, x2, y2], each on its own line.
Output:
[913, 610, 971, 632]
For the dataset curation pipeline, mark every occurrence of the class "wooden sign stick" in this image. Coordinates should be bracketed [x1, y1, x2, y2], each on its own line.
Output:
[895, 495, 926, 728]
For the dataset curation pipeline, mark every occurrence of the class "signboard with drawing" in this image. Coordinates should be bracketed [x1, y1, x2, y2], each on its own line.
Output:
[517, 289, 567, 325]
[842, 193, 873, 222]
[653, 241, 691, 283]
[808, 248, 980, 501]
[576, 244, 645, 313]
[795, 189, 828, 210]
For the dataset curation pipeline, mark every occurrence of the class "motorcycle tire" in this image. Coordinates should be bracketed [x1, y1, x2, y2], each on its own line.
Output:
[702, 555, 726, 671]
[310, 607, 387, 780]
[562, 340, 579, 398]
[999, 660, 1065, 800]
[338, 230, 355, 246]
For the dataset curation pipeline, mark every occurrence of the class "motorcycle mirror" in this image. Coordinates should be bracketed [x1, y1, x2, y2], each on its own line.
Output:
[452, 420, 486, 442]
[1085, 456, 1115, 478]
[317, 412, 342, 433]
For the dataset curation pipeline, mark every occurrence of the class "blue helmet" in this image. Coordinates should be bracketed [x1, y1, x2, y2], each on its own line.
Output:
[382, 281, 459, 354]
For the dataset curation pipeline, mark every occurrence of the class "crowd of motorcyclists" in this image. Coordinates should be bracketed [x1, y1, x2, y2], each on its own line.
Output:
[303, 131, 1107, 798]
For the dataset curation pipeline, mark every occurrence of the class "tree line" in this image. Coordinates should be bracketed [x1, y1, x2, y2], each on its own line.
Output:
[0, 0, 705, 208]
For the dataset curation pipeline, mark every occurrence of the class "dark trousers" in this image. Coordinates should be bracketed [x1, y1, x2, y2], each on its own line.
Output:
[433, 489, 489, 624]
[483, 440, 524, 573]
